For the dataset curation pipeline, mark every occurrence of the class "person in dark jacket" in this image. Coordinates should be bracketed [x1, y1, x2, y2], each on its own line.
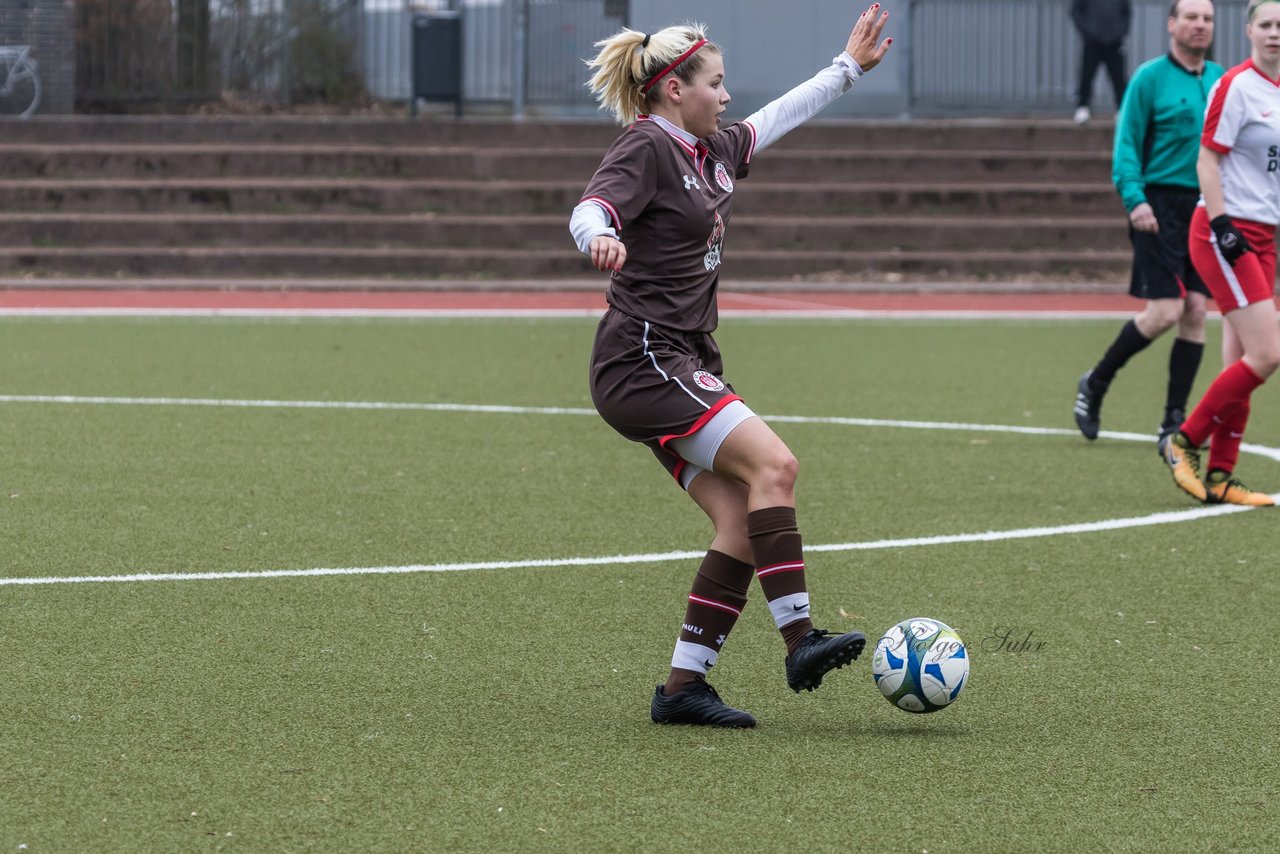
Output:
[1072, 0, 1132, 122]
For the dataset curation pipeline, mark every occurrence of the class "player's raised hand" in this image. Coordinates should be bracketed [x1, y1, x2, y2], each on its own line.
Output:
[846, 3, 892, 72]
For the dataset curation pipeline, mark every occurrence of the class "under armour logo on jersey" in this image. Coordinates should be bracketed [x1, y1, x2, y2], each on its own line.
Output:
[682, 175, 701, 190]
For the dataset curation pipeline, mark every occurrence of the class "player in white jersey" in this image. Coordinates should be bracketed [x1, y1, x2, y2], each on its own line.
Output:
[1163, 0, 1280, 506]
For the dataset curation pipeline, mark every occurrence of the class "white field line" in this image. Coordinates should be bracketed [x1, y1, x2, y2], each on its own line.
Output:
[0, 503, 1264, 588]
[0, 307, 1151, 321]
[3, 394, 1279, 464]
[0, 394, 596, 417]
[0, 395, 1276, 587]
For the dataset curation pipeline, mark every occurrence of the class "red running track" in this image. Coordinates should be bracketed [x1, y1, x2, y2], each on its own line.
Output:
[0, 289, 1154, 313]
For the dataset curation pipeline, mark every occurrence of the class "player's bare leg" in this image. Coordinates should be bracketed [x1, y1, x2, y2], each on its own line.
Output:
[714, 417, 865, 692]
[1169, 301, 1279, 504]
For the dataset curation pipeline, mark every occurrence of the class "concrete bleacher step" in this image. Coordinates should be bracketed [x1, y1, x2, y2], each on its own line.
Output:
[0, 213, 1127, 253]
[0, 246, 1130, 279]
[0, 180, 1120, 216]
[0, 145, 1110, 183]
[0, 116, 1116, 151]
[0, 116, 1127, 285]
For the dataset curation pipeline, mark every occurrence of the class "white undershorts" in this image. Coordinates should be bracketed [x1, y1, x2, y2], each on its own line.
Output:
[668, 399, 757, 490]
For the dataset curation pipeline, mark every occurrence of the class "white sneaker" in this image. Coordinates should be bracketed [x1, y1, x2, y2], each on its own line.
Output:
[1073, 106, 1091, 124]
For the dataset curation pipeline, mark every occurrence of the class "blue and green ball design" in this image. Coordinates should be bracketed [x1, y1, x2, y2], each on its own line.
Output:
[871, 618, 969, 713]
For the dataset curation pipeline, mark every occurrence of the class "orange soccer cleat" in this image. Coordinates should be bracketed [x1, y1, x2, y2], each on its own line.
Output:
[1162, 432, 1207, 502]
[1204, 471, 1276, 507]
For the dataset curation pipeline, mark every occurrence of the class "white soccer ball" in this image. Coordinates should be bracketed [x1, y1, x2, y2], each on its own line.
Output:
[871, 617, 969, 713]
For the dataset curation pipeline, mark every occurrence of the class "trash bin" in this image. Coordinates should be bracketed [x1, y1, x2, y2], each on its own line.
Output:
[412, 11, 462, 115]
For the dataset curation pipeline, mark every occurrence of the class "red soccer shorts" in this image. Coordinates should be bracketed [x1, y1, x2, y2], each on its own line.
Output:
[1188, 207, 1277, 313]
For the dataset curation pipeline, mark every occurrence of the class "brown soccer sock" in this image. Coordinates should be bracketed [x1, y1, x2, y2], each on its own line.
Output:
[747, 506, 814, 654]
[663, 550, 754, 696]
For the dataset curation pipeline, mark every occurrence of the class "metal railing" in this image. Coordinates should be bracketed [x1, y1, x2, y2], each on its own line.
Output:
[217, 0, 366, 106]
[363, 0, 624, 107]
[72, 0, 621, 111]
[75, 0, 365, 108]
[68, 0, 1256, 115]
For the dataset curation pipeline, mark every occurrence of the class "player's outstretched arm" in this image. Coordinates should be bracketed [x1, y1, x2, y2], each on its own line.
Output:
[744, 4, 893, 156]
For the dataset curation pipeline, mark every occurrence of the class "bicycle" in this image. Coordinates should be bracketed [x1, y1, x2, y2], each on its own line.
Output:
[0, 45, 41, 119]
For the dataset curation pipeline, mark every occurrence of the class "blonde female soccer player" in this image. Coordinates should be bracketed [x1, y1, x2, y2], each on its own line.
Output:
[569, 6, 892, 726]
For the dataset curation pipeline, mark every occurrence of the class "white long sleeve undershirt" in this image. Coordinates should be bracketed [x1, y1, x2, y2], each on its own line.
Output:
[744, 52, 862, 156]
[569, 52, 864, 255]
[569, 195, 616, 254]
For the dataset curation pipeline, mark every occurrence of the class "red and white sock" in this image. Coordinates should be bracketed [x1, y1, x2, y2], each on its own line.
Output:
[1207, 399, 1251, 475]
[666, 550, 752, 693]
[1183, 360, 1264, 447]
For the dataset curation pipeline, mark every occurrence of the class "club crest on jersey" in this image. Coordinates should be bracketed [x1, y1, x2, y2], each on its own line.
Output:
[714, 161, 734, 193]
[692, 370, 725, 392]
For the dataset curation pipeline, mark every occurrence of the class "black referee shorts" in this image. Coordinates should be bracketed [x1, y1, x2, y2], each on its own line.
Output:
[1129, 186, 1210, 301]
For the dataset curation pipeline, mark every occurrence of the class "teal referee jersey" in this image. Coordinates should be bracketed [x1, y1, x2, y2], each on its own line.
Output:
[1112, 53, 1225, 213]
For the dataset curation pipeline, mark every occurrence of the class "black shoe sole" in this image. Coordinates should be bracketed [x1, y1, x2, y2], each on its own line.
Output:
[651, 714, 756, 728]
[650, 686, 757, 727]
[789, 633, 866, 693]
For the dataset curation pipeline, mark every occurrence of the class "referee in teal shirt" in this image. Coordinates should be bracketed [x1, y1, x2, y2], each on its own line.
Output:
[1075, 0, 1225, 449]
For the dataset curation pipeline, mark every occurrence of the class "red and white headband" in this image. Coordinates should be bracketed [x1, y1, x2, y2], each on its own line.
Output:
[641, 39, 708, 94]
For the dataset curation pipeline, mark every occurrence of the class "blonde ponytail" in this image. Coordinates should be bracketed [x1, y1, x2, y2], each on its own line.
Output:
[584, 23, 718, 125]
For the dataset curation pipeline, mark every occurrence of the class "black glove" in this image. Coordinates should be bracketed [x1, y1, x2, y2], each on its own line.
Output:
[1210, 214, 1252, 265]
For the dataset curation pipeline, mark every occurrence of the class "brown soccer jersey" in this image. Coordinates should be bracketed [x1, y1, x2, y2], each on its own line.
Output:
[579, 116, 755, 333]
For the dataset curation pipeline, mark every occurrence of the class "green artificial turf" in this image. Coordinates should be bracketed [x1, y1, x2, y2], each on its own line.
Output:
[1, 316, 1276, 851]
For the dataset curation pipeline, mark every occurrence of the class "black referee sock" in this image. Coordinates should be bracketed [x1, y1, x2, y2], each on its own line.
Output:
[1166, 337, 1205, 415]
[1092, 320, 1153, 389]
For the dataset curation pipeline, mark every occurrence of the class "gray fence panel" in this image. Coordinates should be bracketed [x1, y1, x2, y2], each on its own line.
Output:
[465, 1, 513, 101]
[362, 3, 506, 103]
[1211, 3, 1249, 70]
[362, 1, 622, 106]
[909, 0, 1252, 116]
[526, 0, 623, 103]
[910, 0, 1087, 112]
[364, 8, 412, 100]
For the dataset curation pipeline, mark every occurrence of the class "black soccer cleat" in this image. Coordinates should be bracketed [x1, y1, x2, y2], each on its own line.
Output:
[785, 628, 866, 693]
[651, 681, 756, 728]
[1073, 370, 1106, 440]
